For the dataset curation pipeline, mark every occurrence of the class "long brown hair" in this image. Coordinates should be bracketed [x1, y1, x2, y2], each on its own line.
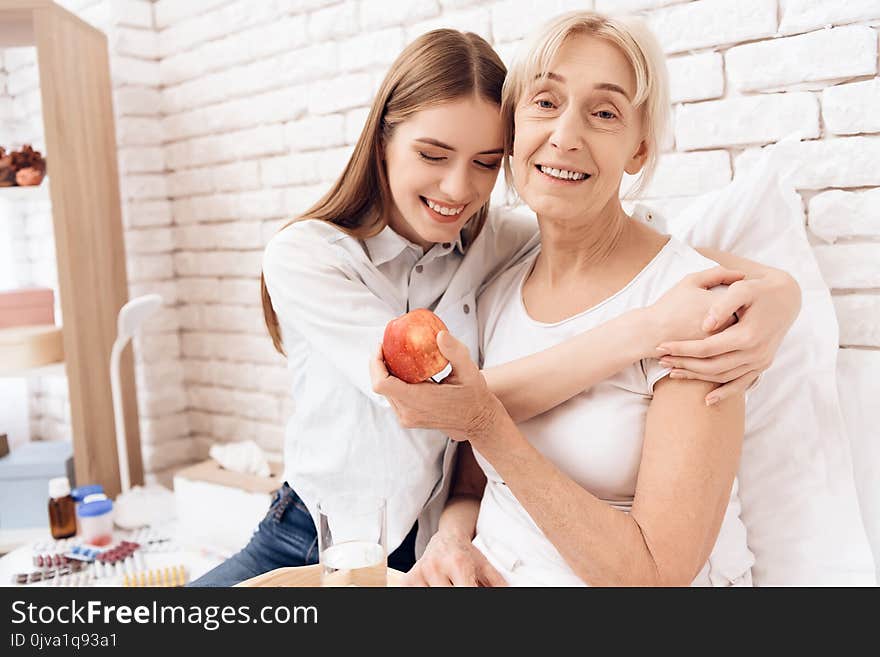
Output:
[261, 29, 507, 355]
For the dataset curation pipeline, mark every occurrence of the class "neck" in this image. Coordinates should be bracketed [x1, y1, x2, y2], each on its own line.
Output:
[385, 211, 432, 252]
[533, 197, 631, 287]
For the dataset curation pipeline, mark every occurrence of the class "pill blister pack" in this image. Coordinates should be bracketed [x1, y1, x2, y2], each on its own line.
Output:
[31, 537, 82, 554]
[17, 539, 143, 587]
[122, 565, 188, 587]
[14, 558, 89, 585]
[124, 527, 178, 553]
[16, 523, 192, 587]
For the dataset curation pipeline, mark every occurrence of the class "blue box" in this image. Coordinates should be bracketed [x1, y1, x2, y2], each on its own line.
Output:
[0, 440, 74, 528]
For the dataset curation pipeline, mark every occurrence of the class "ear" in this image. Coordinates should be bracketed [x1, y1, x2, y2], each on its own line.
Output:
[624, 139, 649, 175]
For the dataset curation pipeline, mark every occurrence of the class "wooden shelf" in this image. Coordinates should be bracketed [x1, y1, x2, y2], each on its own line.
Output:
[0, 0, 143, 498]
[0, 360, 64, 378]
[0, 181, 50, 202]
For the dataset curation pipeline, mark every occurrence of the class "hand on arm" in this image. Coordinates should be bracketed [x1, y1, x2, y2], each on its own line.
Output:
[484, 267, 747, 422]
[403, 444, 507, 587]
[658, 248, 802, 404]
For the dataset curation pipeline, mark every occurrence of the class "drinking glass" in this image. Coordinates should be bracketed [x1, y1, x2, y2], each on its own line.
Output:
[318, 494, 387, 587]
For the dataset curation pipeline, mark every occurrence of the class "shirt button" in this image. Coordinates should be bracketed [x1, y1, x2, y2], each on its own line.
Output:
[463, 304, 470, 314]
[415, 265, 423, 273]
[442, 242, 451, 249]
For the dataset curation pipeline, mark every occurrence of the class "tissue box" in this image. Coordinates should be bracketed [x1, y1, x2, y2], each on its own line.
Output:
[173, 459, 283, 557]
[0, 288, 54, 329]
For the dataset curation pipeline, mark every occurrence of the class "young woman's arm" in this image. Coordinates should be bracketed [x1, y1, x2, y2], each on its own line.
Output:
[484, 253, 799, 421]
[265, 221, 705, 411]
[402, 444, 505, 587]
[657, 247, 802, 402]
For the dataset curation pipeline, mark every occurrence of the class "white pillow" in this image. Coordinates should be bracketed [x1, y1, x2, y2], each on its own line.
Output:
[643, 137, 876, 586]
[837, 349, 880, 583]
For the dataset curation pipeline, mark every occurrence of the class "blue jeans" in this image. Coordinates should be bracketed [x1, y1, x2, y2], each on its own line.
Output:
[189, 482, 417, 587]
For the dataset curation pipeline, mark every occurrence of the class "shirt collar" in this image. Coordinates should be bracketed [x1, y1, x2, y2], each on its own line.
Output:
[363, 225, 466, 266]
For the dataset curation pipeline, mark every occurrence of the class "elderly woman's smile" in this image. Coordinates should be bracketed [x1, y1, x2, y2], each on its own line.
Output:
[535, 163, 592, 183]
[511, 34, 648, 226]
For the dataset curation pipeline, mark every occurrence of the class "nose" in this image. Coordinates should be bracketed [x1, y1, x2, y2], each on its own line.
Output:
[438, 162, 474, 203]
[549, 106, 584, 152]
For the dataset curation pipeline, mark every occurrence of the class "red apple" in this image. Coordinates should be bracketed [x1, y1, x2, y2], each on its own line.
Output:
[382, 308, 449, 383]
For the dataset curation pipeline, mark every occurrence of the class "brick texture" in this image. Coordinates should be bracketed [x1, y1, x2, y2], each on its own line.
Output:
[2, 0, 876, 482]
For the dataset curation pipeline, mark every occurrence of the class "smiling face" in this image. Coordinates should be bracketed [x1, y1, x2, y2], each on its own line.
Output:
[382, 96, 504, 249]
[511, 34, 648, 225]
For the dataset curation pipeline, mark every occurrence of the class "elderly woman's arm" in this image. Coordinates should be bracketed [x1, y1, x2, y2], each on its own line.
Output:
[372, 333, 745, 586]
[471, 377, 744, 586]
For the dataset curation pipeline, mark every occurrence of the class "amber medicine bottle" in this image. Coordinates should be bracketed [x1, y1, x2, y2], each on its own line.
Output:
[48, 476, 76, 539]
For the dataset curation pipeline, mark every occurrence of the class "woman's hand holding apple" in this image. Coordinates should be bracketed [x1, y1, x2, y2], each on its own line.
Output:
[371, 321, 503, 443]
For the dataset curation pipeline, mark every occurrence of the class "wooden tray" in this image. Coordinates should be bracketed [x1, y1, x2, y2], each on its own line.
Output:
[236, 564, 406, 587]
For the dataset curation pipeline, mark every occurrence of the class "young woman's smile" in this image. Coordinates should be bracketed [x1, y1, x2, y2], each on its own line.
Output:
[419, 195, 470, 223]
[383, 96, 504, 249]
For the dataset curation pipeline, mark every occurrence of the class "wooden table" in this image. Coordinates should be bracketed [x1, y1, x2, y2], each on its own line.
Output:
[236, 564, 406, 587]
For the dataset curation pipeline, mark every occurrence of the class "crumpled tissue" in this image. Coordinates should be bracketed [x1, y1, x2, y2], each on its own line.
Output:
[209, 440, 270, 478]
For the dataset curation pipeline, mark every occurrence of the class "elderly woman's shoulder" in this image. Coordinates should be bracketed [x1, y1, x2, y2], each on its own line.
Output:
[647, 237, 723, 287]
[662, 237, 719, 270]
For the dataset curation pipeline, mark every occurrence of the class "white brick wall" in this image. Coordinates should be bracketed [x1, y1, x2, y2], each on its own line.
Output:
[648, 0, 777, 53]
[726, 25, 877, 92]
[779, 0, 880, 35]
[666, 52, 724, 104]
[675, 93, 820, 150]
[809, 188, 880, 242]
[4, 0, 878, 486]
[822, 79, 880, 136]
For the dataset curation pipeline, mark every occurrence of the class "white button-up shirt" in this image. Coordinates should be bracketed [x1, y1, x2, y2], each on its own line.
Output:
[261, 209, 539, 555]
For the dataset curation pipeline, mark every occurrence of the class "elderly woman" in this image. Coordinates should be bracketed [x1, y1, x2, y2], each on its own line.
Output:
[372, 11, 757, 586]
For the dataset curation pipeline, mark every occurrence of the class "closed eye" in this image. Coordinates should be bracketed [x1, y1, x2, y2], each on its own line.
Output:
[418, 152, 445, 162]
[475, 160, 500, 170]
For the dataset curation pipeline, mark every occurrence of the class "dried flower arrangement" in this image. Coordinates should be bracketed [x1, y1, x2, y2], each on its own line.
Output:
[0, 144, 48, 187]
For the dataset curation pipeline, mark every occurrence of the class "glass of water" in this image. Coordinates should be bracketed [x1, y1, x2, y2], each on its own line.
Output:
[317, 494, 387, 587]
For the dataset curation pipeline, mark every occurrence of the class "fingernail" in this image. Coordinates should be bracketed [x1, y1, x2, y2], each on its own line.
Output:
[669, 372, 682, 379]
[702, 315, 717, 332]
[656, 345, 670, 354]
[659, 360, 672, 368]
[706, 396, 719, 406]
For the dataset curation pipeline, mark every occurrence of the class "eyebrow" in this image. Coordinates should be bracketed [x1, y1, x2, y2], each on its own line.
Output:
[414, 138, 503, 155]
[540, 72, 632, 101]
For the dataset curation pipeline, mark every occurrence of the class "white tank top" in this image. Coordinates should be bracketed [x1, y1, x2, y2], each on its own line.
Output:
[474, 237, 755, 586]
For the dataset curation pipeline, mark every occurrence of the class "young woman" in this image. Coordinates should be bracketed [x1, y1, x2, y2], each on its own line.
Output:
[373, 12, 775, 586]
[190, 28, 799, 587]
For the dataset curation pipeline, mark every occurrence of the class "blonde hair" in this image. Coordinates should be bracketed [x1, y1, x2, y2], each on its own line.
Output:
[500, 11, 670, 198]
[261, 30, 506, 355]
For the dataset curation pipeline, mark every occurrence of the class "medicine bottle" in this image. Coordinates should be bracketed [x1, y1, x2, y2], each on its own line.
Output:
[48, 476, 76, 539]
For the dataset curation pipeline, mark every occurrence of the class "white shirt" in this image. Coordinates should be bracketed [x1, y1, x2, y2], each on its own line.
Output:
[261, 209, 539, 555]
[473, 237, 755, 586]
